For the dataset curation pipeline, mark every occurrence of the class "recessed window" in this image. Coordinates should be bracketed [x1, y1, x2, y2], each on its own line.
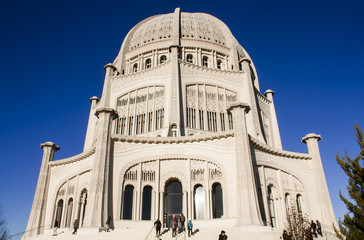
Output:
[187, 54, 193, 63]
[160, 55, 167, 64]
[133, 63, 138, 73]
[202, 56, 208, 67]
[145, 58, 152, 69]
[217, 60, 222, 70]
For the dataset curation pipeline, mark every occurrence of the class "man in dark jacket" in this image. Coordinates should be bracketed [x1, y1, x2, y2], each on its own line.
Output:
[218, 230, 228, 240]
[311, 220, 317, 238]
[154, 219, 162, 237]
[72, 219, 79, 234]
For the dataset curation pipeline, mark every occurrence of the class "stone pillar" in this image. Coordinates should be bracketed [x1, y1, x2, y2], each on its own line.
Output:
[228, 103, 263, 226]
[302, 134, 337, 227]
[84, 96, 100, 151]
[240, 60, 264, 141]
[264, 90, 282, 149]
[155, 160, 160, 219]
[187, 159, 192, 220]
[83, 107, 117, 228]
[24, 142, 59, 238]
[159, 192, 164, 227]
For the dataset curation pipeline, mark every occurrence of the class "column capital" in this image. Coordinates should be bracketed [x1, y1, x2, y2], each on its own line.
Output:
[40, 142, 60, 151]
[90, 96, 100, 103]
[95, 107, 118, 119]
[103, 63, 116, 71]
[264, 89, 274, 97]
[227, 102, 250, 113]
[301, 133, 322, 143]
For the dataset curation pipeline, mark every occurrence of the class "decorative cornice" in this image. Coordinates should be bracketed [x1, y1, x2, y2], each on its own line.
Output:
[255, 88, 271, 104]
[250, 136, 311, 160]
[111, 131, 234, 143]
[49, 146, 96, 166]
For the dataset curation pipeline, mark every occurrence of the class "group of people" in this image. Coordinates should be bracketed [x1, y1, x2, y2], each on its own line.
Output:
[52, 219, 79, 236]
[311, 220, 323, 238]
[282, 219, 323, 239]
[53, 217, 113, 236]
[154, 213, 194, 238]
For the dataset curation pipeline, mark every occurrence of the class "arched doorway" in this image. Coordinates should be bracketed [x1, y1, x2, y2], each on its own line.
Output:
[164, 179, 183, 227]
[194, 185, 205, 219]
[122, 185, 134, 220]
[54, 199, 63, 228]
[142, 186, 152, 220]
[212, 182, 223, 218]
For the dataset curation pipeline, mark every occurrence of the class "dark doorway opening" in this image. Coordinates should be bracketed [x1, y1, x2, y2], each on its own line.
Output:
[142, 186, 152, 220]
[164, 179, 183, 227]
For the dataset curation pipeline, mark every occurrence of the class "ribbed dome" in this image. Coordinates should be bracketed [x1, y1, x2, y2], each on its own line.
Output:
[124, 11, 232, 52]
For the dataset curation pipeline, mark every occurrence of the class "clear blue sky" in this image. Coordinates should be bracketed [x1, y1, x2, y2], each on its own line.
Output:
[0, 0, 363, 236]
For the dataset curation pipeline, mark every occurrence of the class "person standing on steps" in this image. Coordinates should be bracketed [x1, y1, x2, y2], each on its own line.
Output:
[311, 220, 317, 238]
[218, 230, 228, 240]
[154, 219, 162, 237]
[52, 220, 58, 236]
[187, 220, 193, 237]
[316, 220, 322, 237]
[171, 216, 177, 237]
[106, 217, 112, 232]
[180, 213, 185, 231]
[72, 219, 79, 234]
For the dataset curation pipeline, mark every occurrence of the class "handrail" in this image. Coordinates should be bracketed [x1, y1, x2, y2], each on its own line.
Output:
[144, 224, 156, 240]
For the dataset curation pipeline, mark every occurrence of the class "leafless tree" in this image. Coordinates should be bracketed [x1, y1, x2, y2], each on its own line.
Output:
[284, 201, 313, 240]
[0, 204, 9, 240]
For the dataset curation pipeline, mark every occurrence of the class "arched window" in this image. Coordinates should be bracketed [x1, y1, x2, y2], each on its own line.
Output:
[296, 194, 303, 214]
[194, 185, 205, 219]
[202, 56, 208, 67]
[122, 185, 134, 220]
[133, 63, 138, 73]
[285, 193, 291, 215]
[160, 55, 167, 64]
[267, 186, 276, 228]
[212, 182, 223, 218]
[142, 186, 152, 220]
[145, 58, 152, 69]
[78, 189, 87, 227]
[217, 60, 222, 69]
[187, 54, 193, 63]
[65, 198, 73, 228]
[54, 199, 63, 228]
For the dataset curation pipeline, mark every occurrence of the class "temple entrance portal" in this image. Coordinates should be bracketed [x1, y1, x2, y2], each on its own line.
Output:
[164, 179, 183, 227]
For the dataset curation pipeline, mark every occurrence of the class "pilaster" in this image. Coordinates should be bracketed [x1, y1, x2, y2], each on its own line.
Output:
[24, 142, 59, 238]
[168, 8, 183, 136]
[83, 107, 117, 228]
[241, 60, 264, 142]
[302, 134, 337, 227]
[264, 90, 282, 149]
[84, 96, 100, 151]
[228, 102, 263, 226]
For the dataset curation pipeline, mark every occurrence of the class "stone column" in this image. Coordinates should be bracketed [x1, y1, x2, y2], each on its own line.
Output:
[83, 96, 100, 151]
[155, 160, 160, 219]
[228, 103, 263, 226]
[83, 107, 117, 228]
[264, 90, 282, 149]
[24, 142, 59, 238]
[240, 60, 264, 141]
[302, 134, 337, 227]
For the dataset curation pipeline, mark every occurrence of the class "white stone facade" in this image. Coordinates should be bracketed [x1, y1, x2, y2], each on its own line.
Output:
[23, 8, 338, 239]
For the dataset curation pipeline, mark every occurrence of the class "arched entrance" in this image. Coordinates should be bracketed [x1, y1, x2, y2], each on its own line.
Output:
[164, 179, 183, 227]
